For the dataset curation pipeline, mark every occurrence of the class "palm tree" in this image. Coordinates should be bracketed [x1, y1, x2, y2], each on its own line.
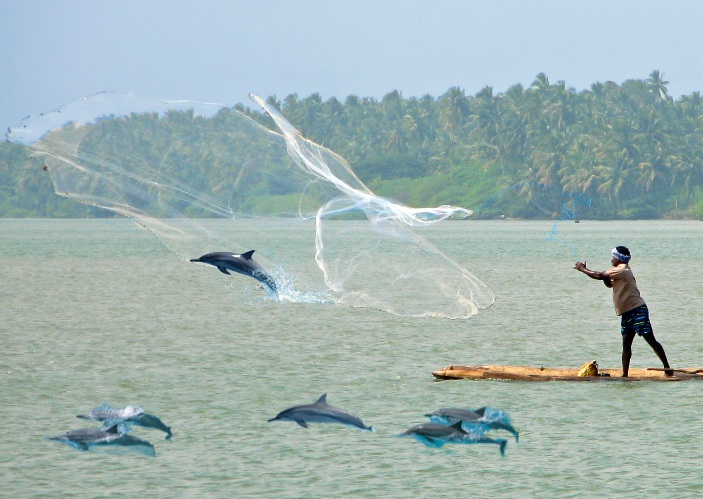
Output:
[647, 70, 670, 101]
[438, 87, 470, 135]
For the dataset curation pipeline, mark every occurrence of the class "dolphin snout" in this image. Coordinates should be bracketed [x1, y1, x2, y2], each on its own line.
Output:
[190, 258, 202, 262]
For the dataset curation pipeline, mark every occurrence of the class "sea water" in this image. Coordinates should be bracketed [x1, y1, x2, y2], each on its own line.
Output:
[1, 218, 702, 497]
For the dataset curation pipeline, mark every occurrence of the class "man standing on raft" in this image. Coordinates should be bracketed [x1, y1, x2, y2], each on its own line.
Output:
[574, 246, 672, 377]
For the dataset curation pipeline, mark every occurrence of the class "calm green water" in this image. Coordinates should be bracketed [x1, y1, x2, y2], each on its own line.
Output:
[2, 219, 703, 498]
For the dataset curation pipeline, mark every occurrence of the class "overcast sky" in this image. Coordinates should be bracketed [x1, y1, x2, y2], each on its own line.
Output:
[2, 0, 703, 129]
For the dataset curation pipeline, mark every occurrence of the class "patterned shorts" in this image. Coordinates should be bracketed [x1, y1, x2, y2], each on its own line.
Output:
[620, 304, 653, 337]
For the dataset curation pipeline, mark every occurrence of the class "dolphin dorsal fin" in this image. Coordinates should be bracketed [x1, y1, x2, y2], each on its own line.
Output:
[241, 250, 255, 260]
[451, 421, 464, 431]
[315, 394, 328, 404]
[105, 424, 120, 434]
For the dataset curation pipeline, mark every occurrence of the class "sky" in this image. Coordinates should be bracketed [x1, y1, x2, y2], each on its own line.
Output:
[2, 0, 703, 130]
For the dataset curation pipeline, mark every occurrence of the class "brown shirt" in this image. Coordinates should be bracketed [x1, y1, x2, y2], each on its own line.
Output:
[606, 263, 646, 315]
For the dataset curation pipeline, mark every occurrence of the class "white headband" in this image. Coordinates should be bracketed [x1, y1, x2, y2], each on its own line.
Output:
[611, 248, 631, 263]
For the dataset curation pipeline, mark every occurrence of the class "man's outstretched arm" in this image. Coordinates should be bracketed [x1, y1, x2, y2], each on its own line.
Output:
[574, 261, 612, 287]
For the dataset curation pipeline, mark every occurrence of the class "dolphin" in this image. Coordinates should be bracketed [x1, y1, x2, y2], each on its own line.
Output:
[48, 424, 156, 457]
[401, 421, 508, 455]
[77, 404, 143, 421]
[77, 404, 173, 440]
[268, 394, 373, 431]
[190, 250, 278, 296]
[425, 407, 519, 442]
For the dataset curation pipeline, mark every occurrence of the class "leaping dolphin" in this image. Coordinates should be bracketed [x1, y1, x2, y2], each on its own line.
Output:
[190, 250, 278, 296]
[77, 404, 173, 440]
[424, 407, 519, 442]
[401, 421, 507, 455]
[48, 424, 156, 457]
[268, 394, 373, 431]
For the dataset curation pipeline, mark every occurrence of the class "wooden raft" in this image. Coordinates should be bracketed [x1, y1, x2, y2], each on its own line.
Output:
[432, 365, 703, 382]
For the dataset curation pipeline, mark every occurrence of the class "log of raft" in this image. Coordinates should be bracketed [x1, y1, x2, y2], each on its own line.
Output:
[432, 365, 703, 381]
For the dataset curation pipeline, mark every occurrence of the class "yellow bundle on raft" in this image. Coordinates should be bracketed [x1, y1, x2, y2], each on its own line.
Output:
[577, 360, 599, 377]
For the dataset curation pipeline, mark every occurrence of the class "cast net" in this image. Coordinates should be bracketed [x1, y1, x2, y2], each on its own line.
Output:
[7, 92, 495, 318]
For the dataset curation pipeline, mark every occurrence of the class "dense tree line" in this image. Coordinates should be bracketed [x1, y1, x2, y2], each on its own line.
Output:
[2, 71, 703, 219]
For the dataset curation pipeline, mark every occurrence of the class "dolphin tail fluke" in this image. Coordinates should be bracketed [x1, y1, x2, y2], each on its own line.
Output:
[490, 421, 518, 440]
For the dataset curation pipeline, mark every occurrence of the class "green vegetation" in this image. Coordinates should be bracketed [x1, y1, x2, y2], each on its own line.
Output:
[2, 71, 703, 219]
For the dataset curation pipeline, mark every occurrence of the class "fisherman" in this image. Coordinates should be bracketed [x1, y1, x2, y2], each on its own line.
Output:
[574, 246, 672, 377]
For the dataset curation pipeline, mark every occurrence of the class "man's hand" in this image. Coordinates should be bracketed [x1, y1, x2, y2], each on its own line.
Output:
[574, 261, 611, 285]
